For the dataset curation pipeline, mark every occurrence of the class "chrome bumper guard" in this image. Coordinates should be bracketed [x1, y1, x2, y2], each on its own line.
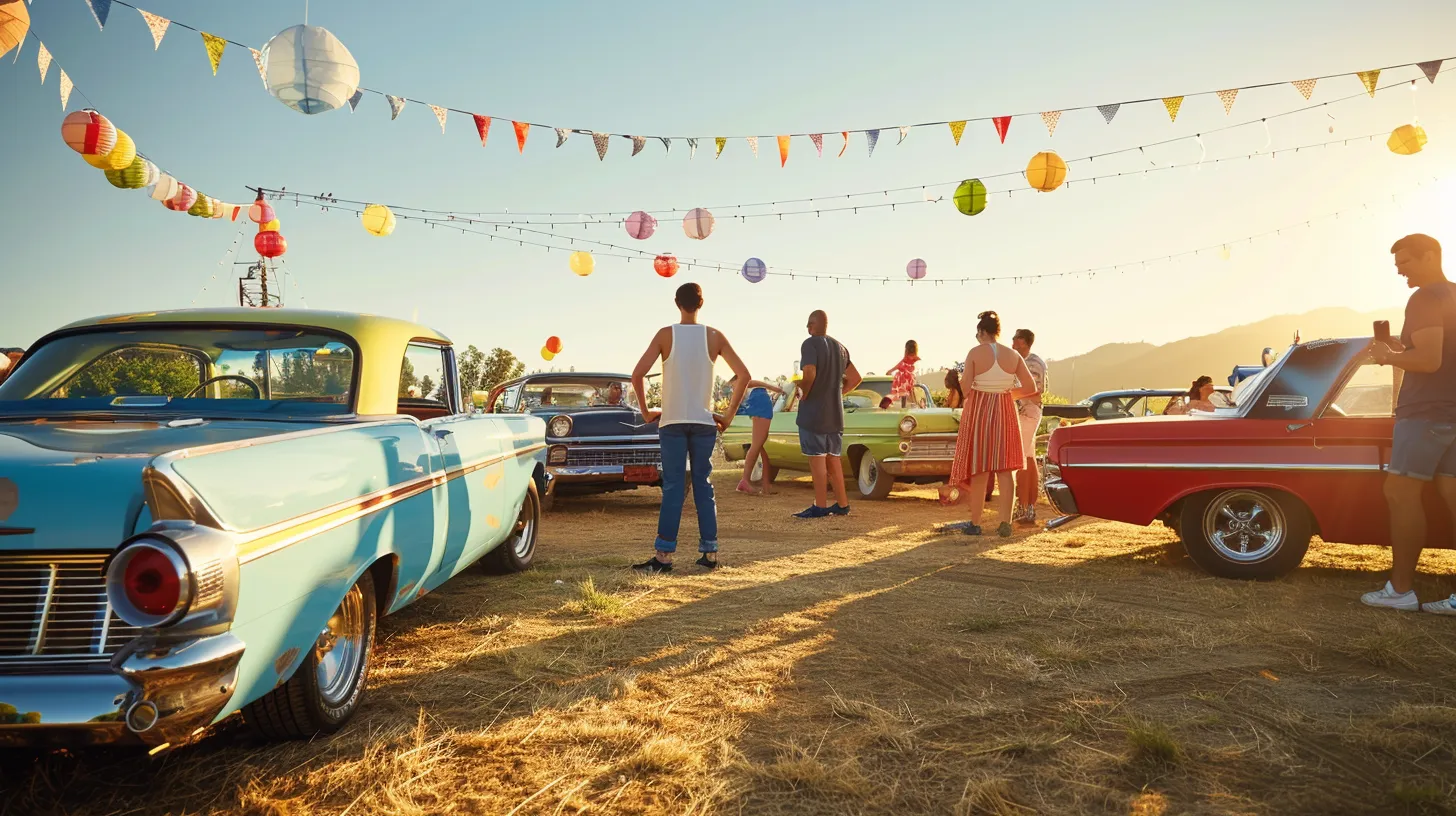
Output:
[879, 458, 953, 477]
[0, 631, 244, 748]
[1044, 479, 1079, 517]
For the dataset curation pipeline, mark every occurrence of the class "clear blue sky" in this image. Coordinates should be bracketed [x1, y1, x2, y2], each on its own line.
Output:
[2, 0, 1454, 381]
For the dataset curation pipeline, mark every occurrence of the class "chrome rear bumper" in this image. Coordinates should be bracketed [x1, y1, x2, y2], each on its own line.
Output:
[879, 458, 953, 477]
[0, 632, 244, 748]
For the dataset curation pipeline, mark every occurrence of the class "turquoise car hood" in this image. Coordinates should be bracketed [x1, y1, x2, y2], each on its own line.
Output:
[0, 419, 315, 551]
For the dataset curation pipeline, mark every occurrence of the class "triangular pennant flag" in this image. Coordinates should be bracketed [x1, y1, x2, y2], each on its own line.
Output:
[1216, 88, 1238, 115]
[201, 32, 226, 75]
[1357, 69, 1380, 98]
[1291, 78, 1316, 100]
[631, 135, 646, 156]
[838, 131, 848, 158]
[948, 120, 966, 145]
[687, 137, 698, 159]
[810, 133, 824, 156]
[992, 116, 1010, 143]
[555, 127, 569, 148]
[1041, 110, 1062, 136]
[138, 9, 169, 50]
[714, 137, 726, 159]
[746, 135, 759, 157]
[430, 104, 447, 134]
[1096, 103, 1120, 124]
[84, 0, 112, 30]
[512, 121, 529, 153]
[473, 114, 491, 146]
[658, 137, 671, 154]
[58, 69, 72, 110]
[346, 90, 362, 112]
[249, 48, 267, 87]
[387, 95, 406, 120]
[1162, 96, 1184, 122]
[1418, 60, 1442, 84]
[36, 41, 50, 84]
[777, 135, 790, 167]
[897, 125, 909, 145]
[592, 132, 609, 161]
[866, 129, 880, 157]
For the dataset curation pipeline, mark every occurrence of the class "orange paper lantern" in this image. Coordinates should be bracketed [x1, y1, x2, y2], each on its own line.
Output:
[545, 336, 563, 354]
[653, 254, 679, 278]
[0, 0, 29, 62]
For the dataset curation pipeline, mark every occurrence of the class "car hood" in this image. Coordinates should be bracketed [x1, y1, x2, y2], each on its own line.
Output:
[532, 407, 656, 440]
[0, 419, 314, 551]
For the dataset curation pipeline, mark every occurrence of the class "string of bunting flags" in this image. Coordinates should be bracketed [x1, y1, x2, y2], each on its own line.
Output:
[16, 0, 1447, 163]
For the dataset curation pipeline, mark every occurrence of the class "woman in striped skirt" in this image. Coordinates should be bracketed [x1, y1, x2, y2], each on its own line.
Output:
[943, 311, 1040, 537]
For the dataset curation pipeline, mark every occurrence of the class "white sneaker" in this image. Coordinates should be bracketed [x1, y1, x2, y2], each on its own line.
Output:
[1361, 582, 1420, 612]
[1422, 594, 1456, 616]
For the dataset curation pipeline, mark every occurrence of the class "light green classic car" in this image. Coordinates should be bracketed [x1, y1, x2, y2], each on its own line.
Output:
[721, 376, 960, 499]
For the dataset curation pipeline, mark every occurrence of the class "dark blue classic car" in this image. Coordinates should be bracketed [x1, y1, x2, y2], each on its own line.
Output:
[485, 373, 660, 509]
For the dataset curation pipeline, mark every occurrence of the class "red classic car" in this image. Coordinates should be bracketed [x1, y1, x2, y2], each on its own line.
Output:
[1043, 336, 1453, 579]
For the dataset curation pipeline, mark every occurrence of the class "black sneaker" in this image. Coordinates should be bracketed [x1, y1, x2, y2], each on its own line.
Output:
[631, 556, 673, 573]
[828, 504, 851, 516]
[695, 554, 720, 570]
[961, 523, 985, 536]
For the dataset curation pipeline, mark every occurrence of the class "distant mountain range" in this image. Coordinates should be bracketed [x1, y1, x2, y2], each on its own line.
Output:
[915, 306, 1401, 402]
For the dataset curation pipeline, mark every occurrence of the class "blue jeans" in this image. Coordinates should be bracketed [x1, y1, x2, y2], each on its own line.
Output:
[656, 423, 718, 553]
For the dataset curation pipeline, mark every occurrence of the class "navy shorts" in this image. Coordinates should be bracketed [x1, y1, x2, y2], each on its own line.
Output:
[1389, 419, 1456, 481]
[798, 428, 843, 457]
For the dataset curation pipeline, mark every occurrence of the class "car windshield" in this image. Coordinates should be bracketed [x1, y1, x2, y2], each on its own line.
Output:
[0, 327, 357, 420]
[521, 378, 636, 410]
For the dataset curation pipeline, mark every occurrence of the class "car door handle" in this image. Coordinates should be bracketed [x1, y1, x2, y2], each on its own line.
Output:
[1286, 423, 1311, 432]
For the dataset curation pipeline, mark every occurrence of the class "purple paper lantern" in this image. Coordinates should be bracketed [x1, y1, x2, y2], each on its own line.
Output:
[624, 210, 657, 240]
[741, 257, 767, 283]
[906, 258, 927, 280]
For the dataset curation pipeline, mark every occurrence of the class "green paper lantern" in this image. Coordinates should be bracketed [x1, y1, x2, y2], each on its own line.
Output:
[103, 155, 151, 190]
[954, 178, 987, 216]
[188, 193, 214, 218]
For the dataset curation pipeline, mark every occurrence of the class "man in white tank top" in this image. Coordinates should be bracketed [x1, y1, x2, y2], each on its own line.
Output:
[630, 283, 751, 573]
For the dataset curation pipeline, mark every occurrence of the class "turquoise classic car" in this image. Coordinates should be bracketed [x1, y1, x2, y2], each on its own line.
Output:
[721, 376, 961, 499]
[0, 309, 546, 747]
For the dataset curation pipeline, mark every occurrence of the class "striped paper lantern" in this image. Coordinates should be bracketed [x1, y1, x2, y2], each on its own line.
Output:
[61, 110, 116, 158]
[103, 155, 152, 189]
[682, 208, 715, 240]
[83, 129, 135, 171]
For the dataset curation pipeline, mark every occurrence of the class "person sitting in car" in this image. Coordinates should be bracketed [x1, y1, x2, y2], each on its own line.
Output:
[1164, 376, 1217, 415]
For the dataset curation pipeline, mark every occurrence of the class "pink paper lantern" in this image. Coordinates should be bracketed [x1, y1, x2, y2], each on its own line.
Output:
[624, 211, 657, 240]
[249, 198, 276, 225]
[164, 184, 197, 212]
[906, 258, 927, 280]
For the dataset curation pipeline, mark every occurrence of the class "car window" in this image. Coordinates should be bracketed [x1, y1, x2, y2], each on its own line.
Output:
[1093, 398, 1132, 420]
[54, 346, 204, 399]
[399, 344, 449, 407]
[491, 384, 521, 413]
[1325, 362, 1394, 418]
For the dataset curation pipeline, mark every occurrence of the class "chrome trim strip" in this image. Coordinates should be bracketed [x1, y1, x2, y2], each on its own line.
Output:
[551, 435, 657, 444]
[1068, 462, 1383, 472]
[32, 565, 58, 655]
[235, 442, 546, 564]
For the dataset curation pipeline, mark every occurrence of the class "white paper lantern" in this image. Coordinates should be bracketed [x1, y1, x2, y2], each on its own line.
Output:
[261, 24, 360, 115]
[150, 174, 180, 202]
[682, 207, 715, 240]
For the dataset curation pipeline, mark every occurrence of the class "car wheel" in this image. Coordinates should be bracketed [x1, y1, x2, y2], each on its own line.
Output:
[484, 479, 540, 573]
[855, 450, 896, 500]
[245, 571, 375, 740]
[1178, 488, 1311, 579]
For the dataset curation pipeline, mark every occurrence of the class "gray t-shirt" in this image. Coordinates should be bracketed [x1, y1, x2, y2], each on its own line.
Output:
[1397, 280, 1456, 422]
[798, 335, 850, 433]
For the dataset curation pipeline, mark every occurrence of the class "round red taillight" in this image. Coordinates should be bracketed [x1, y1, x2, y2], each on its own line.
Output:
[124, 546, 182, 617]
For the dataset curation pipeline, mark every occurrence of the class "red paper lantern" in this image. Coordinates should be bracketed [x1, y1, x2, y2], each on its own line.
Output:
[163, 184, 197, 212]
[545, 336, 563, 354]
[255, 231, 288, 258]
[653, 254, 679, 278]
[61, 110, 116, 157]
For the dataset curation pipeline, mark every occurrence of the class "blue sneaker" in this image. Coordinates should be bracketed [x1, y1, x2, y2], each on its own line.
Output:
[828, 504, 851, 516]
[794, 505, 831, 519]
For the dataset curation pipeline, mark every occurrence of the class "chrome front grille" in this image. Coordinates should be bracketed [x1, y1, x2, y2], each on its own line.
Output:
[0, 553, 139, 666]
[904, 437, 957, 460]
[565, 447, 662, 468]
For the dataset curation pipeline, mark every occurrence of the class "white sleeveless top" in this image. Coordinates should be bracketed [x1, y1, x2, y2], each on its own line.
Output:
[660, 324, 714, 426]
[970, 344, 1018, 393]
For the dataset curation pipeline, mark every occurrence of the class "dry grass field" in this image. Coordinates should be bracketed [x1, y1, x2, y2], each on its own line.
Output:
[5, 466, 1456, 815]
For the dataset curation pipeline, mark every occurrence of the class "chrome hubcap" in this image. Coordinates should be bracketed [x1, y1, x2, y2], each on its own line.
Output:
[315, 583, 366, 706]
[859, 456, 878, 493]
[507, 490, 537, 559]
[1202, 490, 1286, 563]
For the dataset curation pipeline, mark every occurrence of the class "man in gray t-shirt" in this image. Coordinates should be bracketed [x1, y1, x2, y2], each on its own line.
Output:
[794, 310, 862, 519]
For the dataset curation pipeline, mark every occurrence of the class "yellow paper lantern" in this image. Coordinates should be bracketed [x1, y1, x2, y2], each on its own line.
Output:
[1387, 124, 1428, 156]
[568, 250, 594, 276]
[84, 129, 136, 171]
[1025, 151, 1067, 192]
[541, 346, 556, 362]
[260, 219, 280, 232]
[361, 203, 395, 237]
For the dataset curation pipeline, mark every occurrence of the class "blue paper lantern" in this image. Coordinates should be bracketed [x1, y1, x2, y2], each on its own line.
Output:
[741, 257, 767, 283]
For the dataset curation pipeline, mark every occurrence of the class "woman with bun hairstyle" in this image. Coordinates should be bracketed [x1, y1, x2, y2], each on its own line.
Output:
[1164, 375, 1216, 415]
[941, 311, 1040, 537]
